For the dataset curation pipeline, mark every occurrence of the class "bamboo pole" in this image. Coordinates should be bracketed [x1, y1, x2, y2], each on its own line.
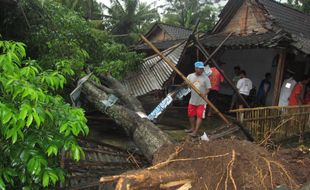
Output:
[203, 32, 233, 65]
[140, 35, 231, 125]
[192, 36, 250, 108]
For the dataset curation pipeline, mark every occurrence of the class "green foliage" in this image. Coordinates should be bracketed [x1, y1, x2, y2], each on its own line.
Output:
[162, 0, 219, 31]
[20, 0, 91, 76]
[102, 0, 160, 45]
[284, 0, 310, 14]
[15, 0, 143, 80]
[89, 29, 143, 79]
[0, 40, 88, 189]
[55, 0, 103, 20]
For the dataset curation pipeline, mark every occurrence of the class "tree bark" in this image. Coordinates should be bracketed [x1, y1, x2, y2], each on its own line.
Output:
[82, 81, 172, 162]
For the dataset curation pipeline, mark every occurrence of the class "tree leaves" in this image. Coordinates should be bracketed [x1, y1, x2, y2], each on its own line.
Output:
[0, 177, 6, 190]
[0, 40, 88, 189]
[46, 145, 58, 156]
[42, 169, 59, 187]
[102, 0, 160, 44]
[2, 111, 12, 125]
[162, 0, 219, 31]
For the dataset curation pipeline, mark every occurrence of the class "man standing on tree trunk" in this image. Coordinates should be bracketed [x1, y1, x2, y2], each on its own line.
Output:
[185, 61, 211, 137]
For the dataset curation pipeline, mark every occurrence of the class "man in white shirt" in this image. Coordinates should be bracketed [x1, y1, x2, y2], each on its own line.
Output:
[278, 72, 296, 106]
[230, 66, 241, 110]
[236, 70, 253, 109]
[185, 61, 211, 137]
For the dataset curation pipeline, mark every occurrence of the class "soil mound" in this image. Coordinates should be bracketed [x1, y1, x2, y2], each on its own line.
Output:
[152, 139, 310, 190]
[100, 139, 310, 189]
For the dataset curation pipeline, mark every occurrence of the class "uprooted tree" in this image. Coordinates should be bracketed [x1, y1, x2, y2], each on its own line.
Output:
[81, 74, 172, 161]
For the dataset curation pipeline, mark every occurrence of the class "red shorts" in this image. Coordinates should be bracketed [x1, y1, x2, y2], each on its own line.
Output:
[188, 104, 206, 119]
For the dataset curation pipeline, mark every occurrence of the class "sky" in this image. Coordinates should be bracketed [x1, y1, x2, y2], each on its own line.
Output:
[97, 0, 167, 9]
[97, 0, 169, 15]
[97, 0, 227, 15]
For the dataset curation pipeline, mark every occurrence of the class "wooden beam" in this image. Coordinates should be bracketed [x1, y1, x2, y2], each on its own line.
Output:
[193, 36, 250, 108]
[203, 32, 233, 65]
[272, 51, 286, 105]
[239, 4, 249, 35]
[140, 35, 231, 125]
[196, 47, 199, 60]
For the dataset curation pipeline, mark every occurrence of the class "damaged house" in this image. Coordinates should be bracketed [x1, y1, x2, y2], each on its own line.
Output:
[202, 0, 310, 105]
[128, 0, 310, 109]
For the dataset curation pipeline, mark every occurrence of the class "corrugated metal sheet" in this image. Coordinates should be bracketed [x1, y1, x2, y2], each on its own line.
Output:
[134, 39, 185, 51]
[159, 23, 192, 40]
[202, 32, 286, 48]
[122, 43, 186, 97]
[259, 0, 310, 39]
[291, 36, 310, 55]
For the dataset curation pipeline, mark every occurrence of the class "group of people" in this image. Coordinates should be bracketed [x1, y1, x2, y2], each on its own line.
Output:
[230, 66, 272, 109]
[184, 61, 310, 137]
[278, 71, 310, 106]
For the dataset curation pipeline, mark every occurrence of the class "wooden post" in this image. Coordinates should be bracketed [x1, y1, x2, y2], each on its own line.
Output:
[193, 36, 250, 108]
[141, 35, 231, 125]
[272, 51, 286, 105]
[239, 4, 248, 35]
[203, 32, 233, 65]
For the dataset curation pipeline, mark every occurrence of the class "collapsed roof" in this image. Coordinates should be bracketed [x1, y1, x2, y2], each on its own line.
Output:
[135, 23, 192, 51]
[122, 42, 187, 97]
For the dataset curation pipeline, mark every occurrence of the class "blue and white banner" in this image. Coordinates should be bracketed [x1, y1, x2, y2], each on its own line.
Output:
[147, 95, 173, 121]
[148, 87, 191, 121]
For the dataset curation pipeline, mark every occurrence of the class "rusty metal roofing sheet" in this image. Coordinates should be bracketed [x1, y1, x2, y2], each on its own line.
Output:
[258, 0, 310, 39]
[134, 39, 186, 50]
[291, 36, 310, 54]
[122, 43, 186, 97]
[159, 23, 192, 40]
[202, 32, 287, 48]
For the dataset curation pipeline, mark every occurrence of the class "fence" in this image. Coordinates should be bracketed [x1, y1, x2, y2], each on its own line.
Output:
[231, 105, 310, 143]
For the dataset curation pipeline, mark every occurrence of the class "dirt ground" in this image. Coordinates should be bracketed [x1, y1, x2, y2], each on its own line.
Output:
[152, 139, 310, 190]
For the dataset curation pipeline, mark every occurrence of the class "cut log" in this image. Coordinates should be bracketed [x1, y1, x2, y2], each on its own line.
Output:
[82, 81, 172, 161]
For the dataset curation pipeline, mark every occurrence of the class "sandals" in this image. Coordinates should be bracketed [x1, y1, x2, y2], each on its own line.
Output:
[189, 133, 198, 138]
[184, 129, 193, 133]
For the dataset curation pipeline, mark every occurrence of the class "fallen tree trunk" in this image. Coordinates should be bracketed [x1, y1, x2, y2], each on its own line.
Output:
[82, 81, 172, 161]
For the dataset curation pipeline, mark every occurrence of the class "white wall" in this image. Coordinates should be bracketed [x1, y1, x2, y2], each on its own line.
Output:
[217, 48, 278, 105]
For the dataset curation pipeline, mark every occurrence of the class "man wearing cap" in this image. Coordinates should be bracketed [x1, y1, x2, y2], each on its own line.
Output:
[185, 61, 211, 137]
